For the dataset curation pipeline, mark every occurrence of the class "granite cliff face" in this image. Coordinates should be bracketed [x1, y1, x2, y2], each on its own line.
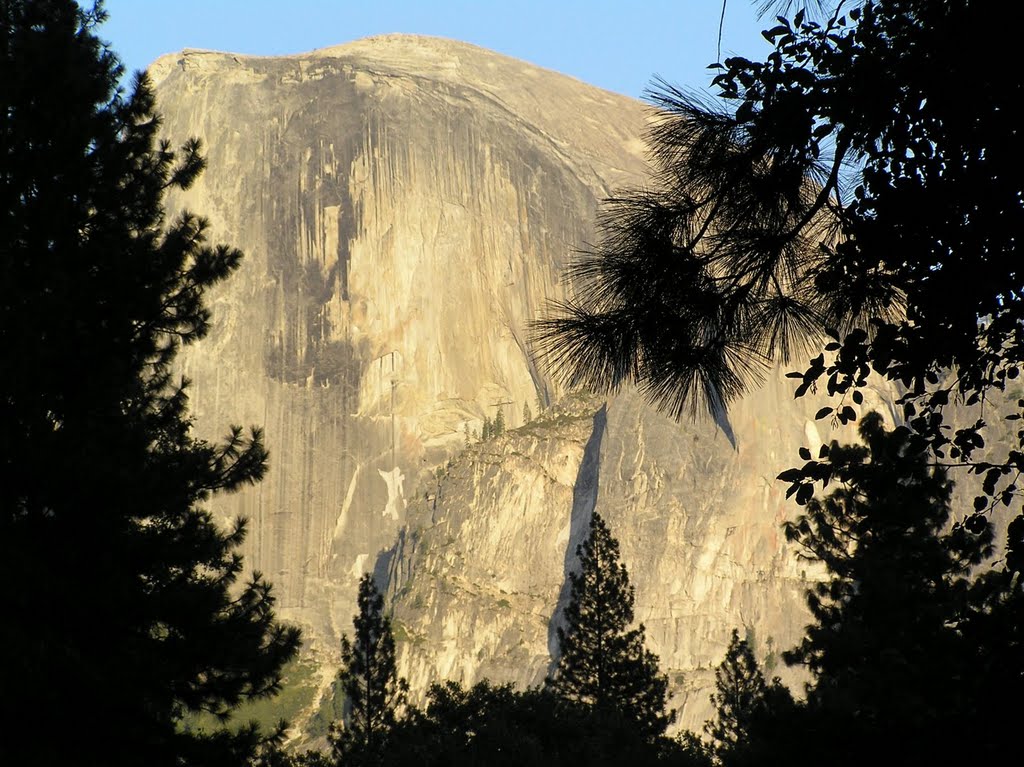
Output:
[152, 34, 648, 635]
[152, 36, 895, 732]
[386, 374, 899, 729]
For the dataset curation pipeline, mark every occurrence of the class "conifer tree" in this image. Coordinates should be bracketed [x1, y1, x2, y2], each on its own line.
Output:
[332, 574, 408, 766]
[494, 406, 505, 436]
[705, 629, 793, 765]
[383, 680, 697, 767]
[548, 513, 674, 738]
[700, 414, 1020, 766]
[523, 401, 532, 424]
[1, 3, 298, 765]
[780, 411, 998, 764]
[706, 630, 768, 756]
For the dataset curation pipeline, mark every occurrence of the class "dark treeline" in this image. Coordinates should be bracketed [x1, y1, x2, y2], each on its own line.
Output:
[701, 414, 1020, 766]
[287, 424, 1019, 765]
[289, 514, 705, 767]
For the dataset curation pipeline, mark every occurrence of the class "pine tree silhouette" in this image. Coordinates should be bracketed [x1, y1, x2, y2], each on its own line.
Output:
[781, 411, 997, 765]
[548, 513, 674, 738]
[1, 3, 298, 765]
[332, 574, 408, 766]
[705, 628, 793, 764]
[706, 630, 769, 755]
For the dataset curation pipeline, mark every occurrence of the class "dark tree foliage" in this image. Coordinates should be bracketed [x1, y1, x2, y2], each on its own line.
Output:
[331, 573, 408, 767]
[548, 513, 675, 738]
[0, 2, 299, 765]
[383, 681, 705, 767]
[779, 411, 1012, 764]
[248, 725, 332, 767]
[701, 414, 1020, 765]
[704, 629, 793, 764]
[388, 682, 580, 767]
[533, 1, 1024, 568]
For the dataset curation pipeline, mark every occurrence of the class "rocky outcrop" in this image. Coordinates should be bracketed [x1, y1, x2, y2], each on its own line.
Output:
[153, 34, 648, 642]
[386, 372, 897, 729]
[153, 35, 901, 733]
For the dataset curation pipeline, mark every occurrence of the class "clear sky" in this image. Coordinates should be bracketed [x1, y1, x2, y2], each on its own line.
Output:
[101, 1, 775, 100]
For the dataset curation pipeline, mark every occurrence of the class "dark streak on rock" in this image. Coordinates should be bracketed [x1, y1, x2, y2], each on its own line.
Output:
[547, 403, 607, 668]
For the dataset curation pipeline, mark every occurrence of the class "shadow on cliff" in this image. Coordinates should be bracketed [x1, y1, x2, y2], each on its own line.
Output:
[546, 403, 607, 674]
[373, 545, 395, 592]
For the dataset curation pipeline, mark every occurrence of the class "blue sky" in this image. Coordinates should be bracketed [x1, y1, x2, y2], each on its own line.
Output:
[102, 1, 775, 99]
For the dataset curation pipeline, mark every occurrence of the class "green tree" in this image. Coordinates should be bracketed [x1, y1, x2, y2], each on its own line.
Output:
[702, 414, 1016, 766]
[384, 681, 702, 767]
[0, 2, 298, 765]
[534, 0, 1024, 567]
[704, 629, 793, 766]
[548, 513, 674, 738]
[387, 682, 566, 767]
[779, 412, 1000, 764]
[706, 630, 765, 757]
[331, 574, 408, 766]
[494, 405, 505, 436]
[523, 401, 533, 424]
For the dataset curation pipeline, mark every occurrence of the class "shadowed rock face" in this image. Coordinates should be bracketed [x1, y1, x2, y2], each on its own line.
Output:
[152, 35, 897, 731]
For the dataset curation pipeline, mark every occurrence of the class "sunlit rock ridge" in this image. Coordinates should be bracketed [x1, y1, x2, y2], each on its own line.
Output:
[151, 35, 883, 731]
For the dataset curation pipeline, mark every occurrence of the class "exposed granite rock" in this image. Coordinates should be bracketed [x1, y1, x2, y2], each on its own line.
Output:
[153, 35, 647, 644]
[153, 35, 917, 734]
[385, 373, 893, 729]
